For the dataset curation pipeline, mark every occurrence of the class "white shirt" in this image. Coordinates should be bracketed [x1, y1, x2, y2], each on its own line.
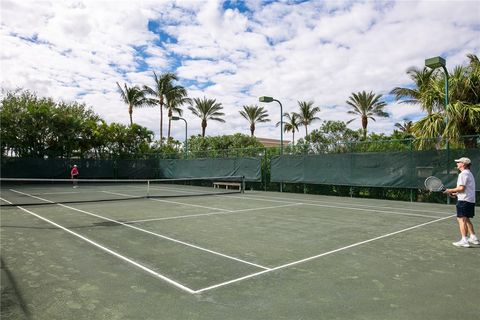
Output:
[457, 169, 476, 203]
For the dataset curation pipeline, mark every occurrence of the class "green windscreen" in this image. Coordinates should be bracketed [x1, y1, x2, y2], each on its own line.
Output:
[0, 156, 261, 181]
[159, 157, 261, 181]
[271, 148, 480, 190]
[0, 158, 152, 179]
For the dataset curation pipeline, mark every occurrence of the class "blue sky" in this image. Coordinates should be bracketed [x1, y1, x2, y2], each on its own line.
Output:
[1, 0, 479, 142]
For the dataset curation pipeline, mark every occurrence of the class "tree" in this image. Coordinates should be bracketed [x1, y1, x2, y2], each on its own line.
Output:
[239, 105, 270, 137]
[143, 72, 178, 144]
[0, 90, 104, 157]
[300, 120, 360, 153]
[394, 120, 415, 138]
[102, 123, 153, 158]
[390, 67, 439, 115]
[187, 134, 263, 157]
[188, 97, 225, 137]
[346, 91, 389, 140]
[0, 90, 56, 157]
[0, 89, 155, 158]
[116, 82, 149, 126]
[443, 54, 480, 143]
[297, 100, 320, 136]
[393, 53, 480, 147]
[165, 86, 190, 140]
[276, 112, 300, 145]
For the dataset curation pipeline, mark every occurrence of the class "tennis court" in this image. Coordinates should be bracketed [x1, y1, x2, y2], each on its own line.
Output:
[1, 180, 479, 320]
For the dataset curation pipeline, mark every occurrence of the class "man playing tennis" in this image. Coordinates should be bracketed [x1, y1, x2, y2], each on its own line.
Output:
[70, 164, 79, 188]
[444, 157, 478, 248]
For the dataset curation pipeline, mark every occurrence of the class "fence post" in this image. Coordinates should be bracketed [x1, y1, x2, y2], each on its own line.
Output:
[410, 138, 414, 203]
[263, 148, 268, 191]
[446, 137, 451, 205]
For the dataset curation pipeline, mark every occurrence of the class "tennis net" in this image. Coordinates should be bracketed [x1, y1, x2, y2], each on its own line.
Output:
[0, 176, 245, 207]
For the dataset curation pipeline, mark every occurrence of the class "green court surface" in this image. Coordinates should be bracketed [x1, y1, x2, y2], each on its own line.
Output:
[1, 188, 479, 320]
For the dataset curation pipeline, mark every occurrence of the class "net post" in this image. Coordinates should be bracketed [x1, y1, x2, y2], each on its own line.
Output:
[147, 180, 150, 198]
[241, 176, 245, 193]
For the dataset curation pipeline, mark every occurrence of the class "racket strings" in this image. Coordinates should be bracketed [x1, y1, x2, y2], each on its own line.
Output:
[425, 177, 444, 191]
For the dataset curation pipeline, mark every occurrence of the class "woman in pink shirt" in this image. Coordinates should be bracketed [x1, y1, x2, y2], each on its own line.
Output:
[70, 164, 79, 188]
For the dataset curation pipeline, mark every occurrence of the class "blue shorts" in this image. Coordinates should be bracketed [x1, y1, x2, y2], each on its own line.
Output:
[456, 201, 475, 218]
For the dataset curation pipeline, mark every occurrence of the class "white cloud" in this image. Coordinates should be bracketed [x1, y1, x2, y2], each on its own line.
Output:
[1, 0, 479, 144]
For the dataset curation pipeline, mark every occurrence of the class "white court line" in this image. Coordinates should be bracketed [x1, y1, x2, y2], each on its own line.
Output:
[42, 191, 79, 195]
[0, 197, 12, 204]
[10, 189, 269, 270]
[142, 185, 450, 216]
[146, 185, 208, 194]
[1, 198, 196, 294]
[102, 191, 230, 211]
[239, 193, 452, 215]
[300, 202, 441, 219]
[127, 203, 303, 223]
[193, 214, 455, 294]
[222, 194, 444, 219]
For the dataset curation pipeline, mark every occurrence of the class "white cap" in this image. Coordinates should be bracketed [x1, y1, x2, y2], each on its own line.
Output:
[454, 157, 471, 165]
[73, 164, 77, 167]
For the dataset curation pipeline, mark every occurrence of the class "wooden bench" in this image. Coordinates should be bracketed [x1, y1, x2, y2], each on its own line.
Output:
[213, 181, 242, 190]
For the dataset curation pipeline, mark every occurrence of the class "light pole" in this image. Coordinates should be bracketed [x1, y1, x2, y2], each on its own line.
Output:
[425, 56, 450, 203]
[171, 116, 188, 158]
[259, 96, 284, 192]
[259, 96, 283, 154]
[425, 56, 449, 126]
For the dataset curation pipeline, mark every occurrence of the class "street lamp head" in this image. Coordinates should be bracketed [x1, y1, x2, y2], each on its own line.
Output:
[259, 96, 274, 103]
[425, 55, 449, 126]
[425, 56, 446, 69]
[171, 116, 180, 120]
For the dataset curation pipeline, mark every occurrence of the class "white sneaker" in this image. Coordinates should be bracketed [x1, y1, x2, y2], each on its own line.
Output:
[452, 240, 470, 248]
[468, 237, 480, 245]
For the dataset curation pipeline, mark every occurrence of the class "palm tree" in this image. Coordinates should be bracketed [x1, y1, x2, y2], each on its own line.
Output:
[394, 120, 414, 135]
[390, 67, 440, 115]
[297, 101, 320, 136]
[116, 82, 148, 126]
[395, 54, 480, 147]
[346, 91, 389, 140]
[239, 105, 270, 137]
[188, 97, 225, 137]
[143, 72, 178, 144]
[444, 54, 480, 140]
[276, 112, 300, 144]
[165, 87, 191, 139]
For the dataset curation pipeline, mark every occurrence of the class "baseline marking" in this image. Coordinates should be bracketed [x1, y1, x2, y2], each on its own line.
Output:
[193, 214, 455, 294]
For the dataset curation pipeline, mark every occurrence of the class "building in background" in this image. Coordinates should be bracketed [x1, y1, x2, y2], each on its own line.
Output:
[256, 137, 291, 148]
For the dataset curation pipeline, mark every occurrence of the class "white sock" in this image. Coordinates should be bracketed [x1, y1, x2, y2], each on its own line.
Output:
[462, 236, 468, 242]
[470, 234, 477, 240]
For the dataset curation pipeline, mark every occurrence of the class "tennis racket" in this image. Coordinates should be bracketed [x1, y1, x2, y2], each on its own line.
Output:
[424, 176, 446, 192]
